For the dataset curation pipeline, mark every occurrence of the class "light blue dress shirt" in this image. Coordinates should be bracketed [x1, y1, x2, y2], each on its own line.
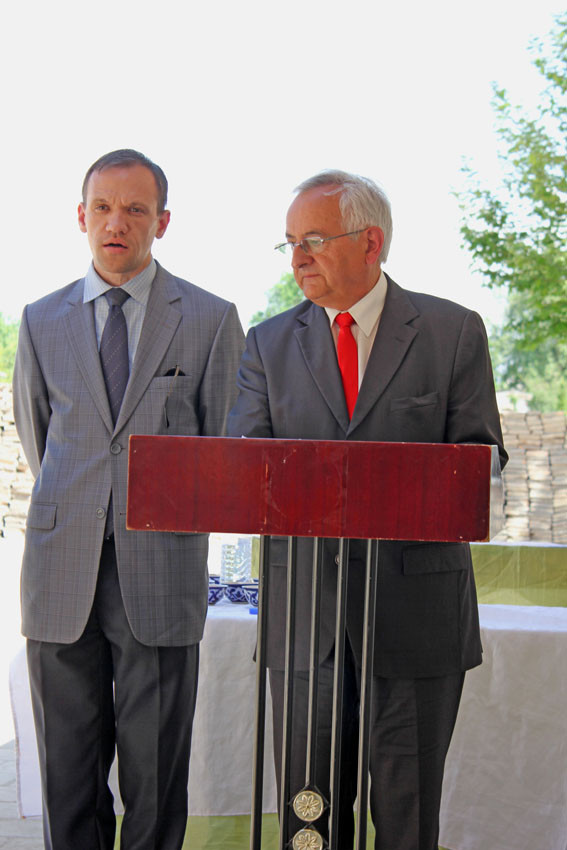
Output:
[83, 259, 156, 369]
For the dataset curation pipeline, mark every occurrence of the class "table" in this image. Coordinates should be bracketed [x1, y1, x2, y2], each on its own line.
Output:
[10, 603, 567, 850]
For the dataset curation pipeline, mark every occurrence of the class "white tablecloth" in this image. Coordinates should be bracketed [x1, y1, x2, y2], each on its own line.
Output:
[10, 604, 567, 850]
[440, 604, 567, 850]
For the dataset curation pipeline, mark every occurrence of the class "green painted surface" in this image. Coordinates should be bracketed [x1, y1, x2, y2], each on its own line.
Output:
[114, 813, 456, 848]
[472, 543, 567, 606]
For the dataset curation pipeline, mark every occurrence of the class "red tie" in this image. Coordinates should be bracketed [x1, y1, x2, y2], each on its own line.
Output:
[335, 312, 358, 418]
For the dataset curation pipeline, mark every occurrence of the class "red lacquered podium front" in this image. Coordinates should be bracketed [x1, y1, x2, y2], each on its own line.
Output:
[126, 435, 501, 542]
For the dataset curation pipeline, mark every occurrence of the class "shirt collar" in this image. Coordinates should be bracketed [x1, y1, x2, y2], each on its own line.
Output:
[324, 270, 388, 337]
[83, 258, 157, 306]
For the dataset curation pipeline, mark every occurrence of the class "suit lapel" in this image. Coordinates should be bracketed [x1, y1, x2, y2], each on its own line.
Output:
[294, 303, 350, 432]
[114, 265, 182, 433]
[63, 280, 114, 433]
[349, 277, 419, 432]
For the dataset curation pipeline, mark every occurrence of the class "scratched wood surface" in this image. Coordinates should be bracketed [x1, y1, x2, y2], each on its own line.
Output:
[127, 436, 497, 542]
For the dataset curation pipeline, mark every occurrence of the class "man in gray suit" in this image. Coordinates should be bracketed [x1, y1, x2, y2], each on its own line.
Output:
[228, 170, 507, 850]
[13, 149, 245, 850]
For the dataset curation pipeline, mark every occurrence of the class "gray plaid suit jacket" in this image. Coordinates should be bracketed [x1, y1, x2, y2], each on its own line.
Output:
[13, 263, 245, 646]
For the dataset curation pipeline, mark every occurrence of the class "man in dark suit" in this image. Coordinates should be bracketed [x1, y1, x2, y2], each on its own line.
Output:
[13, 149, 245, 850]
[227, 170, 507, 850]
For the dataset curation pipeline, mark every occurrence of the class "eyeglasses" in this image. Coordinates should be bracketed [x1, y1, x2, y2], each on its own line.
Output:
[274, 229, 367, 256]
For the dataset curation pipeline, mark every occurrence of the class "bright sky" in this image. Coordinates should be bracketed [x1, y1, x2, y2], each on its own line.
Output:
[1, 0, 564, 329]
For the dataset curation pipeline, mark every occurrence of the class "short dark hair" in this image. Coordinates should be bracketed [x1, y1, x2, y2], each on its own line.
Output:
[82, 149, 168, 213]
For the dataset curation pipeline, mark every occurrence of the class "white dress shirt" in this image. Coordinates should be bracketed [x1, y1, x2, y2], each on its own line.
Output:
[325, 270, 388, 388]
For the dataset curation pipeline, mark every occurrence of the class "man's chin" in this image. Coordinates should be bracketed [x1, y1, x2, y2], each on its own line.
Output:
[300, 282, 326, 305]
[93, 258, 138, 286]
[99, 251, 131, 269]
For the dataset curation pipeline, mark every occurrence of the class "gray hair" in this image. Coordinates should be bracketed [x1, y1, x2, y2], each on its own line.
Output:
[294, 169, 392, 263]
[82, 149, 169, 213]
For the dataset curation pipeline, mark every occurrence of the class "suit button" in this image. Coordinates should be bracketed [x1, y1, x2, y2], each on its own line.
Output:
[110, 443, 122, 455]
[335, 555, 340, 565]
[96, 508, 106, 519]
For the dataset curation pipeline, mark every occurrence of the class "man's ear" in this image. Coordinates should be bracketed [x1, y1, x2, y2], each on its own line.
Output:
[78, 203, 87, 233]
[156, 210, 171, 240]
[365, 226, 384, 266]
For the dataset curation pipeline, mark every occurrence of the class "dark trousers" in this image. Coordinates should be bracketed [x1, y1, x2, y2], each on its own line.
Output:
[270, 641, 464, 850]
[27, 539, 199, 850]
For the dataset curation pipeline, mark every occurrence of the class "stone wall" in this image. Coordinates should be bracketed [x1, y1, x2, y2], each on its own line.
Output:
[498, 411, 567, 544]
[0, 385, 33, 535]
[1, 384, 566, 544]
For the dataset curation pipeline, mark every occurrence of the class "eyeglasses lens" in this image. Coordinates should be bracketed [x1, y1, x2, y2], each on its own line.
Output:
[276, 238, 325, 255]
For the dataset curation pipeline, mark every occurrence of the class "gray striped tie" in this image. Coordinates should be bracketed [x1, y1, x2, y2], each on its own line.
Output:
[100, 288, 130, 425]
[100, 288, 129, 537]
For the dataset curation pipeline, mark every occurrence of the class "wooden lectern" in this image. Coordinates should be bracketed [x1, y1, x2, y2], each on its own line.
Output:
[127, 436, 502, 850]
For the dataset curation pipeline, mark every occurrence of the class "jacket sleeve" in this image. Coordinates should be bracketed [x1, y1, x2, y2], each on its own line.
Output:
[227, 326, 274, 438]
[445, 310, 507, 470]
[198, 301, 245, 437]
[12, 306, 52, 479]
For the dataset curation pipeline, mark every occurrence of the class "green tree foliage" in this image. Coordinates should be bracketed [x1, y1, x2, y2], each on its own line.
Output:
[0, 314, 19, 382]
[459, 13, 567, 349]
[487, 293, 567, 411]
[250, 273, 304, 325]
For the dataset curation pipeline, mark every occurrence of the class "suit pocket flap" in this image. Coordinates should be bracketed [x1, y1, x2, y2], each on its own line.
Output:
[390, 391, 439, 411]
[27, 502, 57, 530]
[402, 542, 468, 575]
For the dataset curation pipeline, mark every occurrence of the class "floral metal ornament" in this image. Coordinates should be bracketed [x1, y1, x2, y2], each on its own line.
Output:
[292, 827, 324, 850]
[292, 790, 325, 822]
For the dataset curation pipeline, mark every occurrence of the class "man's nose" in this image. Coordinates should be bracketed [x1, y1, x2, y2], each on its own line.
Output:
[292, 242, 311, 267]
[105, 212, 128, 233]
